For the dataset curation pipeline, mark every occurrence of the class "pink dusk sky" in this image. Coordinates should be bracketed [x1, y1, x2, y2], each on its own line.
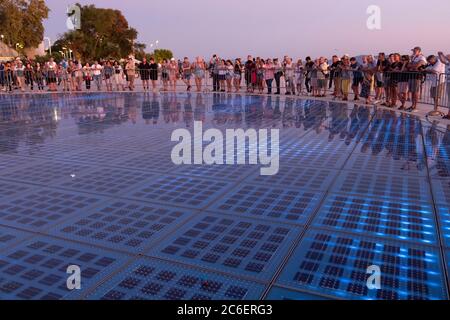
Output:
[44, 0, 450, 58]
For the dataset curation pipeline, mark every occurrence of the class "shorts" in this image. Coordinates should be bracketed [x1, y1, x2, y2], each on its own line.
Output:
[194, 70, 205, 79]
[218, 74, 226, 81]
[430, 84, 444, 99]
[408, 79, 421, 93]
[352, 77, 363, 87]
[162, 72, 169, 81]
[376, 80, 384, 88]
[183, 73, 192, 80]
[318, 79, 327, 89]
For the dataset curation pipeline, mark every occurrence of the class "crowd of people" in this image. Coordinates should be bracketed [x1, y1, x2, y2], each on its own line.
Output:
[1, 46, 449, 118]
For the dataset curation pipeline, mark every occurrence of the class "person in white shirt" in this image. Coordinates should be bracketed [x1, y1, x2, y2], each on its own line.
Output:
[284, 57, 295, 95]
[438, 52, 450, 119]
[425, 55, 446, 107]
[406, 46, 427, 112]
[91, 61, 103, 91]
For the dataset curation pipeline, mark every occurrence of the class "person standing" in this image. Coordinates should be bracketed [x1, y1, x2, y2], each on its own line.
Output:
[340, 57, 352, 101]
[113, 61, 125, 91]
[139, 57, 151, 91]
[103, 60, 114, 92]
[317, 57, 329, 97]
[284, 57, 295, 95]
[92, 61, 103, 91]
[350, 57, 363, 101]
[425, 54, 446, 109]
[24, 62, 34, 91]
[168, 58, 178, 91]
[398, 55, 411, 110]
[360, 55, 377, 104]
[406, 46, 427, 112]
[295, 59, 305, 95]
[304, 56, 314, 94]
[273, 58, 283, 95]
[125, 57, 136, 91]
[264, 58, 275, 94]
[217, 59, 227, 92]
[192, 56, 206, 92]
[182, 57, 192, 91]
[4, 62, 13, 92]
[14, 60, 25, 92]
[161, 59, 170, 91]
[75, 60, 84, 91]
[83, 63, 92, 90]
[225, 60, 234, 93]
[233, 58, 243, 93]
[35, 62, 45, 91]
[149, 57, 159, 92]
[375, 52, 388, 103]
[210, 54, 220, 92]
[245, 55, 256, 93]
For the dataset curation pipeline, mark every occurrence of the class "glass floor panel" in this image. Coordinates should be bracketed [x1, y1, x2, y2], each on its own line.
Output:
[0, 92, 449, 300]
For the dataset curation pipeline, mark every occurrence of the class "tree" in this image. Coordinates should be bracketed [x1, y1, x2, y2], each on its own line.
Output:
[153, 49, 173, 63]
[54, 4, 145, 61]
[0, 0, 49, 48]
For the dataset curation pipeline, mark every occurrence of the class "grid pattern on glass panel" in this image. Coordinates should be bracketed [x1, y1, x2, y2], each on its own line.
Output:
[87, 257, 265, 300]
[0, 180, 33, 200]
[57, 168, 155, 195]
[311, 194, 437, 245]
[0, 236, 130, 300]
[344, 153, 427, 177]
[431, 178, 450, 204]
[331, 171, 431, 202]
[172, 164, 258, 183]
[245, 165, 338, 191]
[436, 204, 450, 248]
[1, 160, 92, 185]
[0, 226, 33, 251]
[276, 229, 447, 300]
[128, 175, 230, 209]
[210, 184, 323, 225]
[49, 200, 194, 252]
[147, 214, 301, 280]
[0, 189, 104, 231]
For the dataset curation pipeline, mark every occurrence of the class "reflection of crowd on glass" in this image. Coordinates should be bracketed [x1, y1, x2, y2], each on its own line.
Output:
[1, 46, 450, 118]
